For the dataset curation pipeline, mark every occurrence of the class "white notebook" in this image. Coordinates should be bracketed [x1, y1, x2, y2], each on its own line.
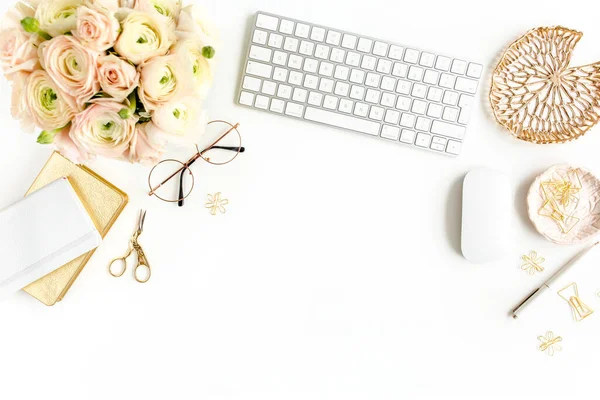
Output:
[0, 178, 101, 299]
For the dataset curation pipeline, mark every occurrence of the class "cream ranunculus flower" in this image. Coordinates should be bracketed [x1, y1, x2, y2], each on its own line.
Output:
[70, 100, 138, 159]
[94, 0, 121, 11]
[40, 35, 100, 108]
[173, 39, 212, 98]
[72, 5, 120, 52]
[0, 28, 41, 78]
[175, 5, 219, 48]
[145, 96, 205, 145]
[35, 0, 85, 37]
[98, 54, 140, 101]
[10, 71, 35, 133]
[24, 69, 75, 130]
[137, 54, 192, 111]
[114, 11, 173, 65]
[134, 0, 182, 28]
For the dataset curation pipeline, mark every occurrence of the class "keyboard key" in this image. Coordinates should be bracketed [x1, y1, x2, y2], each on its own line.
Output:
[285, 102, 304, 117]
[357, 38, 373, 53]
[354, 102, 369, 117]
[415, 116, 431, 131]
[419, 52, 435, 67]
[303, 58, 318, 73]
[442, 90, 459, 105]
[458, 94, 474, 107]
[458, 105, 471, 125]
[339, 98, 354, 113]
[239, 91, 254, 105]
[396, 80, 411, 95]
[369, 106, 384, 121]
[319, 62, 334, 77]
[446, 140, 462, 155]
[304, 74, 319, 89]
[288, 54, 303, 69]
[292, 87, 308, 102]
[299, 40, 315, 56]
[400, 129, 416, 144]
[392, 63, 408, 77]
[255, 95, 269, 109]
[326, 30, 342, 46]
[439, 73, 456, 89]
[249, 45, 272, 62]
[243, 76, 261, 91]
[319, 78, 334, 93]
[330, 48, 346, 63]
[268, 33, 283, 48]
[389, 45, 404, 60]
[384, 109, 400, 124]
[365, 73, 381, 88]
[270, 98, 285, 113]
[334, 65, 350, 80]
[381, 92, 396, 107]
[423, 70, 439, 85]
[442, 107, 459, 122]
[277, 84, 292, 99]
[408, 66, 424, 81]
[415, 132, 431, 147]
[252, 29, 268, 45]
[256, 14, 278, 31]
[311, 27, 326, 42]
[435, 56, 451, 71]
[400, 113, 416, 128]
[426, 103, 443, 118]
[396, 96, 411, 111]
[404, 49, 420, 63]
[272, 51, 287, 65]
[373, 41, 389, 57]
[334, 81, 350, 97]
[315, 44, 330, 59]
[381, 125, 400, 140]
[246, 61, 272, 78]
[427, 87, 443, 102]
[361, 55, 377, 70]
[323, 95, 338, 109]
[341, 34, 357, 49]
[455, 77, 479, 94]
[451, 59, 467, 75]
[283, 37, 299, 52]
[295, 23, 310, 38]
[365, 89, 381, 104]
[273, 67, 287, 82]
[261, 80, 276, 95]
[466, 63, 483, 79]
[376, 59, 392, 74]
[350, 69, 365, 84]
[411, 83, 427, 99]
[288, 71, 303, 85]
[411, 99, 427, 114]
[350, 85, 365, 100]
[305, 107, 381, 136]
[346, 52, 361, 67]
[279, 19, 294, 34]
[431, 120, 465, 139]
[430, 142, 445, 152]
[380, 76, 396, 91]
[308, 91, 323, 106]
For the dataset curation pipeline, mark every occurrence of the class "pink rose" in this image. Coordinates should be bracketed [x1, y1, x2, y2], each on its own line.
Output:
[73, 5, 120, 52]
[40, 35, 100, 109]
[54, 125, 89, 164]
[129, 123, 165, 165]
[97, 54, 140, 101]
[0, 28, 41, 78]
[70, 101, 138, 159]
[10, 71, 35, 133]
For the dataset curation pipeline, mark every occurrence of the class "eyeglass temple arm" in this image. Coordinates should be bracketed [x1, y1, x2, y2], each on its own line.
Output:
[177, 156, 201, 207]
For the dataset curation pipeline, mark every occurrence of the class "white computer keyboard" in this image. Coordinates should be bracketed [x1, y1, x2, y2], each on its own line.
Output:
[237, 11, 483, 156]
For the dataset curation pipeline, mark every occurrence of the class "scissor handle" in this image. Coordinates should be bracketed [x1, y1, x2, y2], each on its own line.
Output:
[109, 246, 133, 278]
[134, 262, 151, 283]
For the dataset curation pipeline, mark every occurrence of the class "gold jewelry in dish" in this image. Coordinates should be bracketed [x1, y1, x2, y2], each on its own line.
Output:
[490, 26, 600, 144]
[538, 169, 582, 235]
[557, 282, 593, 322]
[538, 331, 562, 356]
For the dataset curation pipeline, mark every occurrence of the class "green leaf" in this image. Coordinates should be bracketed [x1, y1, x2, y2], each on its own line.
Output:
[20, 17, 39, 33]
[37, 130, 57, 144]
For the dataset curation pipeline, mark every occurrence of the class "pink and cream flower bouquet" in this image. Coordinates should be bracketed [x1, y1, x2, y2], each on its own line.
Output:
[0, 0, 217, 164]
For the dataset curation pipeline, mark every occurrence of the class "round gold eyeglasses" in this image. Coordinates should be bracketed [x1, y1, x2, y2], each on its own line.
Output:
[148, 120, 244, 206]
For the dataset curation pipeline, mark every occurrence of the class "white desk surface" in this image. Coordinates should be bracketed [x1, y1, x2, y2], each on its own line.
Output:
[2, 0, 600, 399]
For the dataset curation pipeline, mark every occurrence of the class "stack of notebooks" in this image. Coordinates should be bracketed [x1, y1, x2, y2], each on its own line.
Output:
[20, 152, 128, 306]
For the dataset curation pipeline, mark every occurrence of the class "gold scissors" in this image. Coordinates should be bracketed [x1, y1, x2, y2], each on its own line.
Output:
[109, 210, 152, 283]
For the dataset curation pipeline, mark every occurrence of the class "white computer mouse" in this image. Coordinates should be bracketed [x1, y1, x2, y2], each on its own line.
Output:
[461, 168, 512, 263]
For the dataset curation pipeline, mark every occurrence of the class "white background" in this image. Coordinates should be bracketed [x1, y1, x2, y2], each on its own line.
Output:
[2, 0, 600, 399]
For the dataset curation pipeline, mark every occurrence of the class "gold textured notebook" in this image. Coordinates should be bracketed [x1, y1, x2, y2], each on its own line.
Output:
[23, 152, 128, 306]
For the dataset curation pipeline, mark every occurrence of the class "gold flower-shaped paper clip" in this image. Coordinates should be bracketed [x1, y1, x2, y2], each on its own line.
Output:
[205, 192, 228, 215]
[538, 331, 562, 356]
[490, 26, 600, 144]
[557, 282, 594, 322]
[521, 251, 545, 275]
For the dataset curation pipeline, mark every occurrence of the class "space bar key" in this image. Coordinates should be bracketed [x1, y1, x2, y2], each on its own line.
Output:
[304, 107, 381, 136]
